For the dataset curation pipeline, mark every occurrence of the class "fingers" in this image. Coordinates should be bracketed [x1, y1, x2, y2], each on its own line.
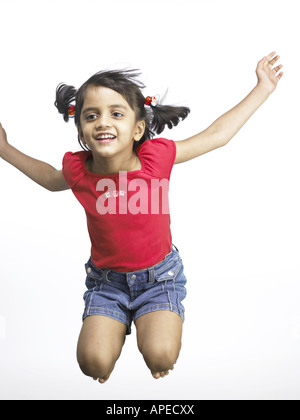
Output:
[273, 64, 283, 77]
[273, 64, 282, 73]
[275, 69, 284, 81]
[269, 55, 280, 68]
[264, 52, 279, 68]
[266, 51, 277, 62]
[260, 52, 278, 66]
[262, 51, 283, 78]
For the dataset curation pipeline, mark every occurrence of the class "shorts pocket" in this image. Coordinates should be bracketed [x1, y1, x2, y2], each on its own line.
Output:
[154, 256, 183, 282]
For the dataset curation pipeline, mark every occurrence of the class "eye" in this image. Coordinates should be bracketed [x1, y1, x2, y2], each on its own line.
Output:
[85, 113, 98, 121]
[112, 111, 123, 118]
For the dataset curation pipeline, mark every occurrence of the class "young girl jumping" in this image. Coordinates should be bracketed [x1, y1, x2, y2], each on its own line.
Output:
[0, 52, 283, 383]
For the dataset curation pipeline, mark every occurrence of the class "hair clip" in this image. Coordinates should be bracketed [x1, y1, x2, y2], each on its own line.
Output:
[68, 105, 75, 117]
[145, 96, 158, 107]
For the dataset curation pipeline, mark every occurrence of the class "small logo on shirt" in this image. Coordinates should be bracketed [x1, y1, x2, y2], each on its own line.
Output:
[104, 190, 126, 198]
[96, 171, 170, 215]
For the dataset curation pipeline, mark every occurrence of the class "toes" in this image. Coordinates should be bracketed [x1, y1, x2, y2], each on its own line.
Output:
[98, 371, 111, 383]
[92, 377, 108, 384]
[151, 368, 173, 379]
[92, 365, 114, 384]
[92, 373, 110, 384]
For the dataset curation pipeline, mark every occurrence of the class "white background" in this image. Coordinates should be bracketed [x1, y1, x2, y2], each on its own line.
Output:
[0, 0, 299, 400]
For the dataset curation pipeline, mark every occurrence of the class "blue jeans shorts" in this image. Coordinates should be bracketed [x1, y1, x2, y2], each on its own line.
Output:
[82, 245, 187, 335]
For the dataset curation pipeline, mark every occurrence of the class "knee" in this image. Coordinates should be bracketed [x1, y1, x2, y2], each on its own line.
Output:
[77, 350, 115, 379]
[141, 342, 180, 372]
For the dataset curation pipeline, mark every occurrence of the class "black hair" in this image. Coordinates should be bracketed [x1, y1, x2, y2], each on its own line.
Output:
[54, 69, 190, 151]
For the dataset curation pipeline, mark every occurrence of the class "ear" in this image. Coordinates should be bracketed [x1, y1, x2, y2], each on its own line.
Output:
[133, 120, 146, 142]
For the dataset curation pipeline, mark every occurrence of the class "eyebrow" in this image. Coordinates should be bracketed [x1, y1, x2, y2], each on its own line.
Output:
[82, 107, 98, 114]
[82, 104, 128, 114]
[110, 104, 128, 110]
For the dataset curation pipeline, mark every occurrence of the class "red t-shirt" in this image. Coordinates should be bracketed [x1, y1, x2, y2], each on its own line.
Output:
[62, 138, 176, 272]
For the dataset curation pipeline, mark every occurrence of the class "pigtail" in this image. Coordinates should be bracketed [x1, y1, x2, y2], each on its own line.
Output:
[150, 104, 190, 135]
[54, 83, 77, 122]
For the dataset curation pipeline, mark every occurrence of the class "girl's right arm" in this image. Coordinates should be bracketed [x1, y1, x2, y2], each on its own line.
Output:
[0, 123, 69, 192]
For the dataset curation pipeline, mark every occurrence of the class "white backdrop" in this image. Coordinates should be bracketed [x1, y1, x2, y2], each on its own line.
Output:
[0, 0, 299, 400]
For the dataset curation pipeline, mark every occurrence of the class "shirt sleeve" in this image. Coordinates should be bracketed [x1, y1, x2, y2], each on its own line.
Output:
[138, 138, 176, 179]
[62, 151, 86, 188]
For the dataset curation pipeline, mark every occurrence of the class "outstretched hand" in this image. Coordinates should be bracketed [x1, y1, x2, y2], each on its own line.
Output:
[256, 51, 283, 94]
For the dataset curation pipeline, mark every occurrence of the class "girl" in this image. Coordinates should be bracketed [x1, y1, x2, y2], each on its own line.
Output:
[0, 52, 283, 383]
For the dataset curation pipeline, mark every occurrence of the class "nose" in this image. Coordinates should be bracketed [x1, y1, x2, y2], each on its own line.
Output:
[96, 112, 111, 129]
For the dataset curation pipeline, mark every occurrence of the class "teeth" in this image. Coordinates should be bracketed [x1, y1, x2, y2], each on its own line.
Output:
[97, 134, 115, 139]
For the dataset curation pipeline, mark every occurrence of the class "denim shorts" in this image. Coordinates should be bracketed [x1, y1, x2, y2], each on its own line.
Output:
[82, 245, 187, 335]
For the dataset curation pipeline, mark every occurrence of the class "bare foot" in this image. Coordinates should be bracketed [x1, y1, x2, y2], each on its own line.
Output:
[92, 365, 115, 384]
[151, 365, 174, 379]
[93, 373, 110, 384]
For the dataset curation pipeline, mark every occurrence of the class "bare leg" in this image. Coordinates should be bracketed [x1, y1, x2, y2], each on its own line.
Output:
[135, 311, 183, 379]
[77, 315, 127, 383]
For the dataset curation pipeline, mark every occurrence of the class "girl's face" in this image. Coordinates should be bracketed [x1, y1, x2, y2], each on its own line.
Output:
[78, 86, 145, 160]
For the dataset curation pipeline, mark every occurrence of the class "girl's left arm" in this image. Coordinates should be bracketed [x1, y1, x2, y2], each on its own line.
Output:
[175, 52, 283, 164]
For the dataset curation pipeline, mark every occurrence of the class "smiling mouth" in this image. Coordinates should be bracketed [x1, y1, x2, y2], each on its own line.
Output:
[96, 134, 116, 143]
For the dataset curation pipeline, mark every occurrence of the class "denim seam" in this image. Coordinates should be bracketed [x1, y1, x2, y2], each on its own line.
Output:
[133, 302, 182, 322]
[167, 290, 172, 311]
[87, 306, 129, 324]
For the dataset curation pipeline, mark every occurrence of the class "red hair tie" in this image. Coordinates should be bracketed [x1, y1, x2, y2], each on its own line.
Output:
[145, 96, 157, 107]
[68, 105, 75, 117]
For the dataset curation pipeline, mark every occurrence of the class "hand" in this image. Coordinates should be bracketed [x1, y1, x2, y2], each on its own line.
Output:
[0, 123, 9, 158]
[256, 51, 283, 95]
